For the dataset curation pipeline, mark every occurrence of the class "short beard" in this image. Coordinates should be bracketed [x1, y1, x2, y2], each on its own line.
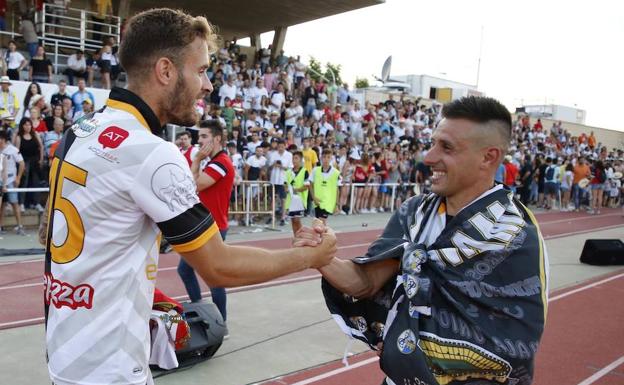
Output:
[164, 71, 199, 127]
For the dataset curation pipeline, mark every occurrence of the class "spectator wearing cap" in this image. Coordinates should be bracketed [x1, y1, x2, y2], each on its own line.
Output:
[0, 76, 19, 120]
[71, 79, 95, 113]
[4, 40, 27, 81]
[72, 98, 93, 121]
[64, 49, 88, 85]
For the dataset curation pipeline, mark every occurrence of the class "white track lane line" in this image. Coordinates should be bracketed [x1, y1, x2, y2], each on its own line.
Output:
[576, 355, 624, 385]
[549, 272, 624, 302]
[288, 356, 380, 385]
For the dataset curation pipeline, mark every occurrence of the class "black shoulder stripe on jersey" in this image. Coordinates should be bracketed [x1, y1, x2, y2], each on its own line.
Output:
[157, 203, 215, 245]
[208, 161, 228, 174]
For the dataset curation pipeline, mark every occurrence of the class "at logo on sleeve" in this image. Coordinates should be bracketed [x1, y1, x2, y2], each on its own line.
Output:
[98, 126, 129, 149]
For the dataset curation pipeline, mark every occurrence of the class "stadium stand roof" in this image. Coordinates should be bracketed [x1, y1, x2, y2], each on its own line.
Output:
[126, 0, 384, 41]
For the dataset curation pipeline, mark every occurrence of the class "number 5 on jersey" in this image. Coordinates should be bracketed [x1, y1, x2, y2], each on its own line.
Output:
[48, 157, 88, 264]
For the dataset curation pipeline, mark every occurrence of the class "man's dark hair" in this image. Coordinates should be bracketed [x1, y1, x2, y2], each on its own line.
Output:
[0, 130, 9, 142]
[442, 96, 512, 148]
[292, 150, 303, 158]
[199, 119, 224, 140]
[119, 8, 218, 80]
[176, 131, 191, 139]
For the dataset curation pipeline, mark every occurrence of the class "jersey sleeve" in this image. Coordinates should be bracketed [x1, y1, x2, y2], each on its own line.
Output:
[204, 160, 228, 182]
[130, 141, 218, 253]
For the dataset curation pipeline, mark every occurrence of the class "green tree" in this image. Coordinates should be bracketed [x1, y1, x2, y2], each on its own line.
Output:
[355, 77, 370, 89]
[324, 62, 342, 86]
[307, 57, 323, 82]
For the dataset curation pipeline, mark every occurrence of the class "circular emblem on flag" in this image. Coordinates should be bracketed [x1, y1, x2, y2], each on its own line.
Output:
[403, 274, 419, 298]
[403, 247, 427, 274]
[349, 316, 368, 332]
[371, 322, 385, 338]
[397, 329, 417, 354]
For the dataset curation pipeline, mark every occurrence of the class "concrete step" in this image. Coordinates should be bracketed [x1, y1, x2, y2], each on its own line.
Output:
[1, 208, 42, 229]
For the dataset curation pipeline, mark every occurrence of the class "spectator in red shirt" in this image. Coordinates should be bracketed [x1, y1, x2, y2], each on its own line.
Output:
[503, 155, 519, 194]
[180, 120, 234, 331]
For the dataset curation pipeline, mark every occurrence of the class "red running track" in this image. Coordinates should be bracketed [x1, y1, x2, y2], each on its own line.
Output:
[259, 270, 624, 385]
[0, 208, 622, 331]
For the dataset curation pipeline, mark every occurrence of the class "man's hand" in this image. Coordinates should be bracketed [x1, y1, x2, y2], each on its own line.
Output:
[195, 142, 213, 161]
[293, 218, 326, 247]
[304, 225, 337, 269]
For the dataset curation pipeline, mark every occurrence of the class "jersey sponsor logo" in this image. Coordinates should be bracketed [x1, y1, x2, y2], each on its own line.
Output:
[71, 116, 99, 138]
[88, 145, 120, 163]
[98, 126, 129, 149]
[43, 272, 94, 310]
[151, 163, 198, 212]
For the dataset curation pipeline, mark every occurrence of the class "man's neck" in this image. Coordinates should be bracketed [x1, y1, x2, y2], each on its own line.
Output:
[210, 147, 223, 158]
[127, 83, 166, 127]
[445, 179, 495, 216]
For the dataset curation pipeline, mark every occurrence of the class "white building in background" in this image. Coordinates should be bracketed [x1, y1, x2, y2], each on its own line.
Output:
[516, 104, 586, 125]
[392, 74, 481, 103]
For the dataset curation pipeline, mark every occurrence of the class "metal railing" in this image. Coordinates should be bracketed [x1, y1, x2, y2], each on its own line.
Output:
[0, 4, 120, 80]
[229, 181, 276, 227]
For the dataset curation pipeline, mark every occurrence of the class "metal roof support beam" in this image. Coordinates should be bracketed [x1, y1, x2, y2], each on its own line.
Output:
[250, 33, 261, 52]
[271, 25, 287, 62]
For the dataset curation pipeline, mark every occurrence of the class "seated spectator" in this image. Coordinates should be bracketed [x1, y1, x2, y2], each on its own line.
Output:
[42, 118, 64, 158]
[44, 104, 66, 132]
[86, 50, 100, 87]
[23, 82, 42, 113]
[28, 45, 52, 83]
[63, 49, 88, 85]
[73, 98, 94, 121]
[71, 79, 95, 114]
[50, 80, 72, 107]
[29, 106, 48, 133]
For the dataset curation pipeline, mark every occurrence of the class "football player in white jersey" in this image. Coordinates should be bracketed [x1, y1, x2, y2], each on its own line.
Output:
[44, 8, 336, 385]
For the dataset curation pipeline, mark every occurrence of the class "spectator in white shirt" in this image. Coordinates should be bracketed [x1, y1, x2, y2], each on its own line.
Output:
[250, 78, 268, 111]
[269, 82, 285, 112]
[4, 40, 27, 81]
[218, 76, 237, 107]
[64, 49, 88, 85]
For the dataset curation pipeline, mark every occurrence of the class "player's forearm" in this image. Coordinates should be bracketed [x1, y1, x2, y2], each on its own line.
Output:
[318, 258, 373, 298]
[202, 244, 312, 287]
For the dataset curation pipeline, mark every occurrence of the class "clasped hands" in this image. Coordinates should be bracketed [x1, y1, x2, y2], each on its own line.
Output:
[293, 218, 337, 269]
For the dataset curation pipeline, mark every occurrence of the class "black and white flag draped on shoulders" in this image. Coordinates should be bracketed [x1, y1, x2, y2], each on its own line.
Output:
[322, 185, 549, 385]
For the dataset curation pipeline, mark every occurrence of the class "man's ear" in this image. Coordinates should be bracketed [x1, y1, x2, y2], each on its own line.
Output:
[154, 57, 176, 86]
[483, 146, 503, 170]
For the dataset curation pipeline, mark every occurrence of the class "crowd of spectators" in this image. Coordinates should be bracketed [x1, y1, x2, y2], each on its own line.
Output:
[0, 35, 623, 234]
